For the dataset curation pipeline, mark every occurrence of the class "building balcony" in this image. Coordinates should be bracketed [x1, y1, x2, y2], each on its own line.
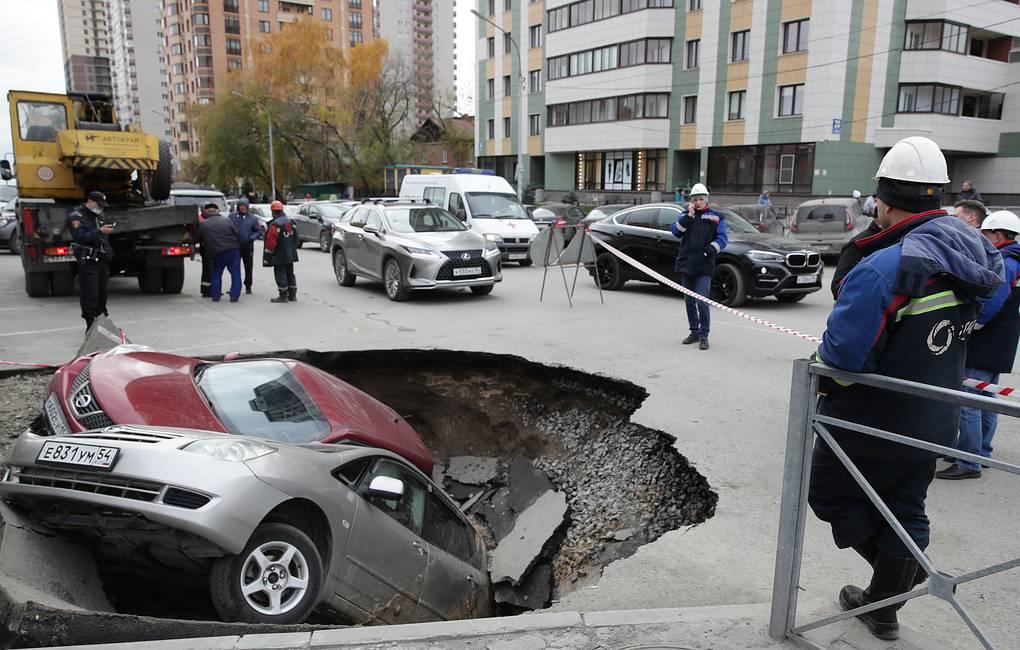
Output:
[874, 113, 1003, 154]
[544, 119, 669, 153]
[907, 0, 1020, 39]
[899, 50, 1009, 92]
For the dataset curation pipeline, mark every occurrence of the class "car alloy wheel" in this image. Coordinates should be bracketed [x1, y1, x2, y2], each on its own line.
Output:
[319, 231, 330, 252]
[333, 248, 356, 287]
[595, 252, 624, 290]
[239, 540, 310, 616]
[710, 262, 746, 308]
[384, 258, 409, 301]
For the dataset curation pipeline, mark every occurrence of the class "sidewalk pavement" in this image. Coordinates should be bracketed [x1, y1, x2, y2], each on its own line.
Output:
[47, 602, 942, 650]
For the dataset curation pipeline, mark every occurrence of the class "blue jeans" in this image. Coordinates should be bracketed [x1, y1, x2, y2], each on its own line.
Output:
[211, 249, 242, 301]
[681, 273, 712, 339]
[954, 367, 999, 472]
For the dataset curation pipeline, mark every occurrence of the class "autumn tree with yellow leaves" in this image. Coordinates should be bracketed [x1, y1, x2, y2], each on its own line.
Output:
[194, 18, 416, 195]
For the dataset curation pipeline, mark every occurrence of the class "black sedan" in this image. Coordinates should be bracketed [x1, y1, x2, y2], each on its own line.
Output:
[589, 203, 822, 306]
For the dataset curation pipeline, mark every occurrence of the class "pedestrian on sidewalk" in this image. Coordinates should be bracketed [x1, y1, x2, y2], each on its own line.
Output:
[264, 200, 299, 303]
[937, 210, 1020, 480]
[67, 190, 114, 332]
[758, 189, 772, 206]
[228, 197, 264, 294]
[807, 136, 1003, 642]
[197, 202, 242, 302]
[197, 203, 219, 297]
[671, 183, 727, 350]
[958, 180, 984, 204]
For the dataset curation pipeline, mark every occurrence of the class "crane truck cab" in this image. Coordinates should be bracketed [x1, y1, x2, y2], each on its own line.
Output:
[398, 171, 538, 265]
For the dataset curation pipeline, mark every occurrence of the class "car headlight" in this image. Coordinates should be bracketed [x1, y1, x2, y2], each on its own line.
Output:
[484, 238, 499, 251]
[748, 250, 786, 263]
[401, 245, 441, 258]
[484, 233, 503, 242]
[185, 438, 276, 462]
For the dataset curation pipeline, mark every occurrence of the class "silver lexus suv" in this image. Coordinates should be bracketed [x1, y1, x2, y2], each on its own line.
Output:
[331, 201, 502, 301]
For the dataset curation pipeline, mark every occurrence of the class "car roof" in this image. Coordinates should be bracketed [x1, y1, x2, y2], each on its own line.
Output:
[170, 189, 225, 197]
[799, 198, 857, 207]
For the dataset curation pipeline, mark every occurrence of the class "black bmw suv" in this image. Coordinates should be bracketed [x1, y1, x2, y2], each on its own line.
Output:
[589, 203, 822, 306]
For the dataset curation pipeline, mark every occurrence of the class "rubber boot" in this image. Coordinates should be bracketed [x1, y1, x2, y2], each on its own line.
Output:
[287, 287, 297, 302]
[839, 553, 919, 640]
[853, 543, 927, 590]
[270, 289, 289, 303]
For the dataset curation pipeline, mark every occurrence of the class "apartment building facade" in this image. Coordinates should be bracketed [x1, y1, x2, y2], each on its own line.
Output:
[108, 0, 173, 140]
[476, 0, 1020, 202]
[377, 0, 457, 125]
[57, 0, 113, 95]
[163, 0, 379, 165]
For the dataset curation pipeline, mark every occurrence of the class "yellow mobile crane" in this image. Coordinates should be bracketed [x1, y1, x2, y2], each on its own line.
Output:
[2, 91, 196, 297]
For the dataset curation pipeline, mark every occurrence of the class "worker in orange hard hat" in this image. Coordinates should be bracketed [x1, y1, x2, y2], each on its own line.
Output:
[264, 201, 299, 303]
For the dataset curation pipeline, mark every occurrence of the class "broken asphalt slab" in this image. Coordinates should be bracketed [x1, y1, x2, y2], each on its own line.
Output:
[445, 456, 500, 485]
[489, 490, 568, 586]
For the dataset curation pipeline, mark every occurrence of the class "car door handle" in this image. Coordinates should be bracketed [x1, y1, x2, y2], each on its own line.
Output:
[412, 541, 426, 555]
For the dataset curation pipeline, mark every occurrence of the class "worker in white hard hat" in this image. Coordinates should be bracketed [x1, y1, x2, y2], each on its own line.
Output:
[807, 136, 1005, 641]
[669, 183, 727, 350]
[937, 210, 1020, 481]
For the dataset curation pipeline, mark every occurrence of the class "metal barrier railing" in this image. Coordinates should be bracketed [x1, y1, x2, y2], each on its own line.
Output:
[769, 359, 1020, 649]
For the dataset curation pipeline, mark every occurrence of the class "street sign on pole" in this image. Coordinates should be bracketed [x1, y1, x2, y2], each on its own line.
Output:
[832, 118, 842, 135]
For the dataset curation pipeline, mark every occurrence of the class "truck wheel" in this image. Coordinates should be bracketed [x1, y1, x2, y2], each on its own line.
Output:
[138, 268, 163, 294]
[150, 141, 173, 201]
[51, 271, 75, 296]
[25, 272, 50, 297]
[162, 266, 185, 294]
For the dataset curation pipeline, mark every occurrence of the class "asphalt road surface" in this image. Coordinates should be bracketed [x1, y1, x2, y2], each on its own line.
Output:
[0, 248, 1016, 648]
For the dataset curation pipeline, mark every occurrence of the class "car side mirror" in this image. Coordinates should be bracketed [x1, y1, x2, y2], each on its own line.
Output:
[455, 209, 467, 221]
[0, 161, 12, 181]
[363, 224, 380, 235]
[367, 476, 404, 500]
[222, 351, 242, 361]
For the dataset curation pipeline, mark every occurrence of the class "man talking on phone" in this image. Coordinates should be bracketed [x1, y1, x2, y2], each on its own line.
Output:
[68, 190, 115, 332]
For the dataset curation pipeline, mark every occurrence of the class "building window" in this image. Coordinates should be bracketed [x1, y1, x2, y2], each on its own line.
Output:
[504, 33, 512, 54]
[225, 16, 240, 33]
[350, 13, 362, 28]
[897, 83, 961, 115]
[904, 21, 968, 54]
[196, 55, 213, 67]
[223, 0, 239, 12]
[529, 113, 541, 136]
[529, 24, 542, 49]
[259, 20, 270, 32]
[227, 58, 242, 71]
[548, 0, 673, 33]
[708, 143, 814, 193]
[548, 56, 568, 80]
[503, 75, 511, 97]
[486, 119, 495, 139]
[322, 7, 332, 20]
[193, 13, 209, 25]
[782, 19, 808, 53]
[594, 0, 620, 19]
[350, 0, 362, 7]
[505, 0, 512, 10]
[258, 0, 268, 11]
[503, 117, 512, 137]
[325, 28, 333, 40]
[778, 154, 795, 185]
[728, 90, 745, 120]
[487, 37, 495, 58]
[168, 23, 181, 35]
[675, 97, 694, 125]
[548, 93, 669, 127]
[194, 34, 211, 46]
[167, 3, 178, 15]
[226, 38, 241, 55]
[487, 0, 495, 15]
[686, 39, 699, 69]
[529, 69, 542, 93]
[170, 43, 183, 54]
[172, 63, 184, 74]
[732, 30, 749, 62]
[689, 0, 701, 9]
[961, 91, 1004, 119]
[350, 31, 363, 45]
[486, 78, 494, 99]
[174, 83, 185, 93]
[778, 84, 804, 116]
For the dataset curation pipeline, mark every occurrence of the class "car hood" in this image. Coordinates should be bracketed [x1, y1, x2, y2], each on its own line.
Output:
[389, 230, 487, 251]
[87, 351, 225, 432]
[471, 218, 539, 236]
[729, 231, 819, 252]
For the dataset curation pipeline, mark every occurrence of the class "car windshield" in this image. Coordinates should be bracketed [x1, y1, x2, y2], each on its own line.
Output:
[465, 192, 528, 219]
[386, 207, 466, 233]
[318, 204, 349, 221]
[195, 360, 330, 443]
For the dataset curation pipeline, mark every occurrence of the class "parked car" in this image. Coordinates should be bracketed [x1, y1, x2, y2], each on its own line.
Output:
[789, 198, 870, 255]
[0, 429, 491, 625]
[293, 201, 354, 252]
[331, 202, 501, 301]
[248, 203, 275, 226]
[729, 204, 785, 235]
[581, 203, 630, 227]
[588, 203, 823, 306]
[530, 203, 586, 230]
[0, 196, 18, 255]
[39, 345, 434, 474]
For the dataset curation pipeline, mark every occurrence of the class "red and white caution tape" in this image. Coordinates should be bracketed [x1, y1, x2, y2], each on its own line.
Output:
[591, 237, 1019, 399]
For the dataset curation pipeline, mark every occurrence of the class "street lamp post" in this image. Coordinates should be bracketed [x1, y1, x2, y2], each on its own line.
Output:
[232, 90, 277, 200]
[471, 9, 526, 200]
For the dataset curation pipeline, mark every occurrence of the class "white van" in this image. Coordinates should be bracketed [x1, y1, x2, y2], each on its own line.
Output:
[398, 173, 538, 265]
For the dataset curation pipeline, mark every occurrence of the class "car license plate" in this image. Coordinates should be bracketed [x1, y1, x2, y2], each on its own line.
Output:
[453, 267, 482, 277]
[508, 253, 527, 260]
[44, 393, 71, 437]
[796, 274, 817, 285]
[36, 440, 119, 471]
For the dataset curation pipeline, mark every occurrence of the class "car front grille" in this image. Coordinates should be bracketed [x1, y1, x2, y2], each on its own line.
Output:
[163, 487, 212, 509]
[436, 252, 493, 281]
[68, 365, 115, 430]
[502, 237, 531, 244]
[73, 429, 180, 444]
[15, 466, 163, 502]
[786, 252, 821, 268]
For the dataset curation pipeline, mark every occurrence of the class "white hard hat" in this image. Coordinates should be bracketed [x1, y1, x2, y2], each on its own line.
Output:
[852, 190, 861, 199]
[874, 136, 950, 184]
[690, 183, 709, 197]
[982, 210, 1020, 234]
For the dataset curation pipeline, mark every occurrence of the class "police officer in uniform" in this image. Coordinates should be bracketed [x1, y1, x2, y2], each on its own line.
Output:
[68, 191, 114, 332]
[808, 137, 1004, 641]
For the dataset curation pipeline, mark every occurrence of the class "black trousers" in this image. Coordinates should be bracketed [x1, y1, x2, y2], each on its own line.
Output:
[808, 440, 937, 559]
[200, 251, 212, 296]
[273, 264, 296, 289]
[78, 262, 109, 330]
[240, 247, 254, 290]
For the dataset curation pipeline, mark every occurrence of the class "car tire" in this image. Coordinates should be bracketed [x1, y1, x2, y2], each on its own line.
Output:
[518, 258, 533, 267]
[51, 270, 75, 296]
[777, 293, 807, 303]
[594, 252, 625, 290]
[711, 262, 746, 308]
[318, 231, 330, 253]
[210, 522, 323, 625]
[333, 248, 356, 287]
[383, 258, 409, 301]
[470, 284, 494, 296]
[9, 232, 20, 256]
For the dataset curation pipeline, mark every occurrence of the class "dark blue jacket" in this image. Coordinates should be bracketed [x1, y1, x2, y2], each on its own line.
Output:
[670, 207, 728, 276]
[967, 240, 1020, 372]
[197, 214, 240, 258]
[229, 209, 263, 251]
[67, 205, 112, 263]
[817, 213, 1003, 462]
[266, 215, 299, 265]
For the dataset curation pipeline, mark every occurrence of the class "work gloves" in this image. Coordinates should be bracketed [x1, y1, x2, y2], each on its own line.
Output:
[704, 244, 717, 258]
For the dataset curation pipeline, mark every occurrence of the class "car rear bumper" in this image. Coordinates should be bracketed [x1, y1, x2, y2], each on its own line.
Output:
[788, 235, 850, 253]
